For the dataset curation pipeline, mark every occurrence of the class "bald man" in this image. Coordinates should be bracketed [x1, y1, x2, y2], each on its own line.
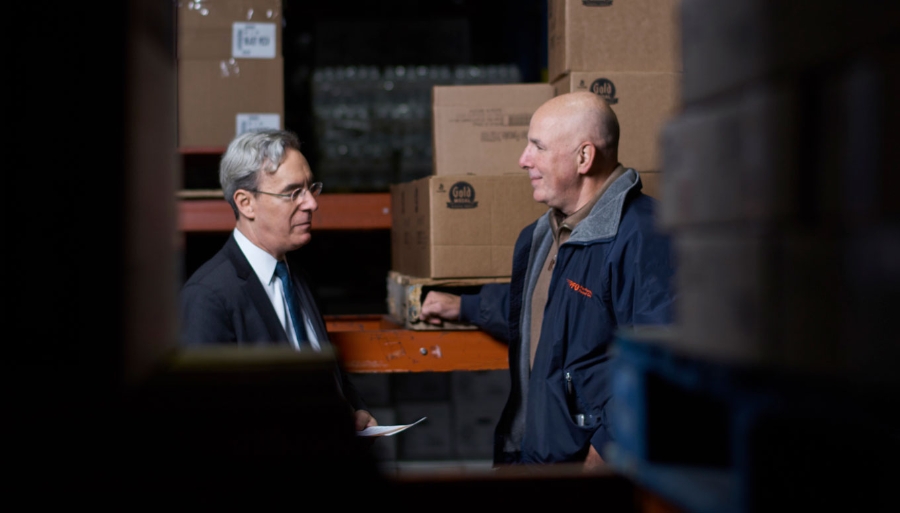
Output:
[420, 92, 676, 470]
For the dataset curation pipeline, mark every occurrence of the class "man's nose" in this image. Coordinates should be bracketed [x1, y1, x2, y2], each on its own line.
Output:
[302, 194, 318, 212]
[519, 148, 531, 169]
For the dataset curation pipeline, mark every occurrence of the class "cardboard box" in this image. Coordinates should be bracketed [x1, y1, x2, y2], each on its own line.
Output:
[673, 229, 849, 374]
[547, 0, 682, 83]
[385, 271, 509, 330]
[665, 53, 899, 230]
[679, 0, 897, 104]
[178, 0, 282, 60]
[552, 71, 682, 172]
[390, 174, 548, 278]
[432, 83, 554, 176]
[657, 82, 798, 230]
[639, 171, 663, 201]
[178, 58, 284, 148]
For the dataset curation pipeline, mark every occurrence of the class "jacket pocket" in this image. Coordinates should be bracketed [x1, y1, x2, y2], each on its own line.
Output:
[565, 370, 598, 428]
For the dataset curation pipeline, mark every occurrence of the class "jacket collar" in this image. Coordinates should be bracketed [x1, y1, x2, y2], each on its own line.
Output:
[565, 166, 640, 243]
[531, 167, 641, 257]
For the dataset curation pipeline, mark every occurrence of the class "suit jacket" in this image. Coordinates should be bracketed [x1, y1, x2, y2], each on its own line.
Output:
[179, 233, 366, 411]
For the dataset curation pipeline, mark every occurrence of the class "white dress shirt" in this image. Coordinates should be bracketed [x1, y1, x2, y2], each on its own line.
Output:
[233, 228, 320, 350]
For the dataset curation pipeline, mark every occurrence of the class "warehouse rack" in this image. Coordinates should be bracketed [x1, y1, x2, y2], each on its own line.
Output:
[178, 192, 392, 231]
[178, 146, 502, 372]
[178, 192, 507, 373]
[325, 314, 508, 373]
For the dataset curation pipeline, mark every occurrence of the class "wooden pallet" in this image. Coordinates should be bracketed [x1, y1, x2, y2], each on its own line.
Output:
[386, 270, 509, 331]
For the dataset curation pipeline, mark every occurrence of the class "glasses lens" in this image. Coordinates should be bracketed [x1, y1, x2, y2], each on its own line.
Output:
[290, 183, 323, 202]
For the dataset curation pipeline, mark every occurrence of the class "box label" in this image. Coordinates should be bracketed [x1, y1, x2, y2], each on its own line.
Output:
[232, 22, 277, 59]
[589, 78, 619, 104]
[444, 181, 479, 209]
[236, 113, 281, 135]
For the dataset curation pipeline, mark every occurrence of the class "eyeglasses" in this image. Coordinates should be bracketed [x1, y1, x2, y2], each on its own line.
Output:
[252, 182, 323, 203]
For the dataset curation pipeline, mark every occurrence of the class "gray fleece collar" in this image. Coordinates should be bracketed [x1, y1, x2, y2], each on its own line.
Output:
[533, 167, 640, 244]
[566, 167, 640, 243]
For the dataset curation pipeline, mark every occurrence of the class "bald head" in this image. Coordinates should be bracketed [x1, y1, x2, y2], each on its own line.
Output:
[519, 92, 623, 214]
[533, 91, 620, 170]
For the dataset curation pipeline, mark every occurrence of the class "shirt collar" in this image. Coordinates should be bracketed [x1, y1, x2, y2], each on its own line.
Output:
[233, 228, 280, 286]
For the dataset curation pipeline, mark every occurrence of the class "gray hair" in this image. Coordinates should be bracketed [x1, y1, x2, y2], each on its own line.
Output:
[219, 129, 302, 218]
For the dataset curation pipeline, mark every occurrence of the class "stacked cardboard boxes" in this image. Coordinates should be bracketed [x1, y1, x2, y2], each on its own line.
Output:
[389, 83, 553, 278]
[177, 0, 284, 148]
[387, 83, 552, 327]
[606, 4, 900, 510]
[548, 0, 683, 197]
[658, 0, 900, 379]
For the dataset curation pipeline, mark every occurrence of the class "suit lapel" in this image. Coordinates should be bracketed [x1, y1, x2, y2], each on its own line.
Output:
[224, 234, 289, 344]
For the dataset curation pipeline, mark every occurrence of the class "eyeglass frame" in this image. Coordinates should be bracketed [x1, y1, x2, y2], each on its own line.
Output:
[250, 182, 323, 203]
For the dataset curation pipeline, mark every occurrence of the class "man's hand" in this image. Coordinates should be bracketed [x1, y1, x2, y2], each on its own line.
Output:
[583, 443, 606, 472]
[353, 409, 378, 431]
[418, 291, 462, 325]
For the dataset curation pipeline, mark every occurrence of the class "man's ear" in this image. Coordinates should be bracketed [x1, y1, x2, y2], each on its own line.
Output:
[577, 142, 595, 175]
[234, 189, 256, 220]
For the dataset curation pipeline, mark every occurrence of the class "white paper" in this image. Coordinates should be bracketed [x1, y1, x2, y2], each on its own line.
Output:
[356, 417, 427, 437]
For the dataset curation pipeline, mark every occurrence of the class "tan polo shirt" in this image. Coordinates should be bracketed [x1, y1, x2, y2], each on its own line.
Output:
[529, 165, 626, 368]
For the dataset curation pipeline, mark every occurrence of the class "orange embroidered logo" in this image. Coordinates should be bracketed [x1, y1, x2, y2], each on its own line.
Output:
[567, 279, 593, 298]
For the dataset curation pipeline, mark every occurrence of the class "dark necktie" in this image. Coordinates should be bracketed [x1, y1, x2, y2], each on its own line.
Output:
[275, 261, 308, 345]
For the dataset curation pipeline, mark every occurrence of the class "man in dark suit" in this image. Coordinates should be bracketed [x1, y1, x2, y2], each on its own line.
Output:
[179, 128, 377, 432]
